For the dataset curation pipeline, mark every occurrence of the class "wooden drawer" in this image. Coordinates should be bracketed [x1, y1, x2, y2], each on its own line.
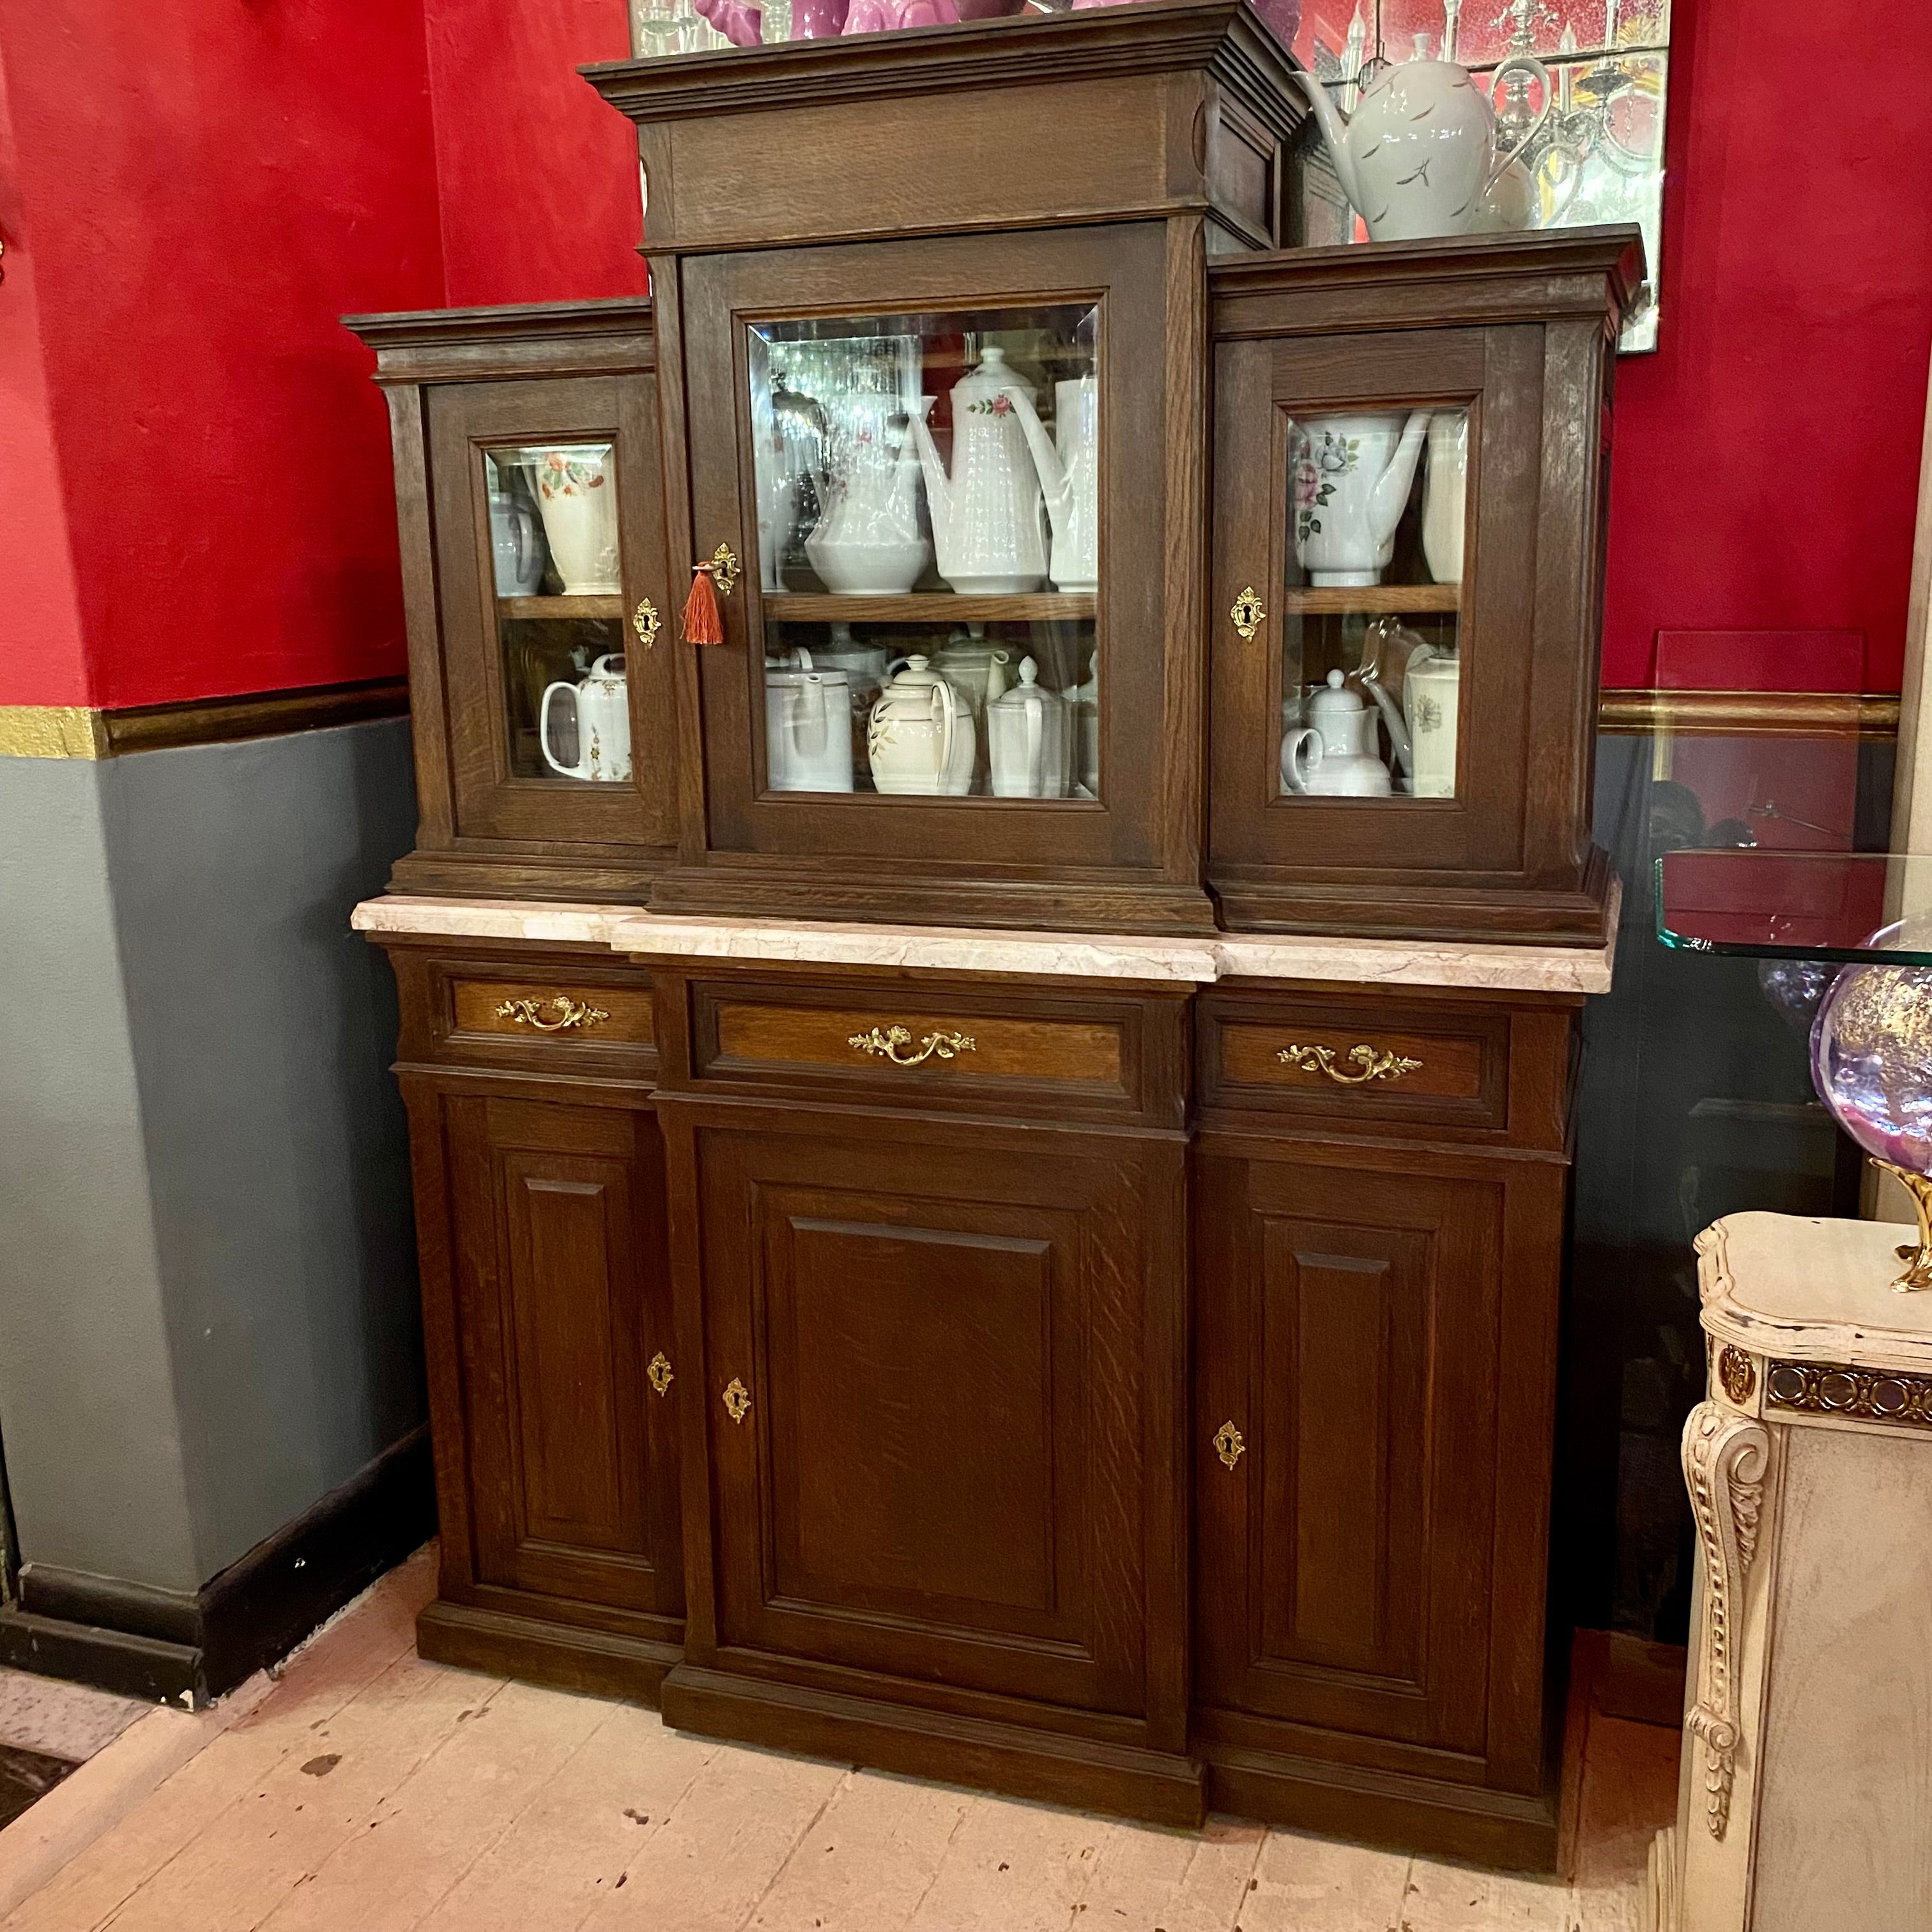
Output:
[680, 974, 1185, 1127]
[450, 976, 657, 1048]
[1197, 986, 1574, 1149]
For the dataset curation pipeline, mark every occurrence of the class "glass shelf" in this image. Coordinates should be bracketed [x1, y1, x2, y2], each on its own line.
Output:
[1657, 850, 1932, 965]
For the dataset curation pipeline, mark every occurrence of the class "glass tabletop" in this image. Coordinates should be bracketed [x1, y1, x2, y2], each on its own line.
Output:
[1657, 850, 1932, 965]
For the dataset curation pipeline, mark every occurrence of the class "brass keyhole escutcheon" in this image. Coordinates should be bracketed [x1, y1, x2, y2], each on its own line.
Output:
[1213, 1421, 1245, 1470]
[722, 1377, 751, 1424]
[647, 1352, 673, 1397]
[1230, 585, 1266, 641]
[709, 542, 742, 597]
[632, 598, 661, 650]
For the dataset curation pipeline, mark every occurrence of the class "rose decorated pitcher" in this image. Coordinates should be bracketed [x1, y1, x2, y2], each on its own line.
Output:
[540, 654, 631, 783]
[1292, 411, 1430, 586]
[1294, 34, 1551, 242]
[528, 447, 620, 595]
[866, 654, 976, 796]
[908, 347, 1048, 594]
[1003, 376, 1099, 593]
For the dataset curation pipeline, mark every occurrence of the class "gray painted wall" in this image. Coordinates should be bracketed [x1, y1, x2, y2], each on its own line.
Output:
[0, 717, 420, 1594]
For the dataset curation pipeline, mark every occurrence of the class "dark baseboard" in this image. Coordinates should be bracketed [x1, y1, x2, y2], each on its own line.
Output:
[0, 1424, 436, 1706]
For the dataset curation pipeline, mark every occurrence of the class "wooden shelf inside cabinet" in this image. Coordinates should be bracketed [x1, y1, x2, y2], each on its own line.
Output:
[763, 593, 1098, 624]
[500, 594, 625, 620]
[1276, 585, 1460, 615]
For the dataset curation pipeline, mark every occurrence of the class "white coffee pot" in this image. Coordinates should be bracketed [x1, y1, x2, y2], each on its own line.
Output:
[1404, 645, 1462, 799]
[765, 648, 854, 793]
[1422, 413, 1468, 584]
[1002, 376, 1099, 593]
[908, 347, 1048, 594]
[986, 657, 1071, 799]
[1294, 35, 1551, 242]
[1282, 669, 1392, 797]
[1292, 411, 1431, 586]
[866, 654, 976, 796]
[540, 653, 631, 783]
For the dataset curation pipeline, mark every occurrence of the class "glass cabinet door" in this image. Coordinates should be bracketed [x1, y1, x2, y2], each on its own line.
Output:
[428, 373, 678, 850]
[1211, 326, 1537, 886]
[680, 225, 1181, 895]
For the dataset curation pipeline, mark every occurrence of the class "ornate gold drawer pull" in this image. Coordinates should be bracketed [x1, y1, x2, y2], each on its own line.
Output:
[631, 597, 661, 650]
[848, 1024, 977, 1068]
[647, 1352, 674, 1397]
[494, 995, 611, 1033]
[1278, 1042, 1422, 1086]
[722, 1377, 751, 1424]
[1213, 1421, 1246, 1470]
[1230, 585, 1266, 641]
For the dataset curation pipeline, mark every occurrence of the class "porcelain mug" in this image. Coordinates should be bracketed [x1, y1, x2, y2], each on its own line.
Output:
[540, 654, 631, 783]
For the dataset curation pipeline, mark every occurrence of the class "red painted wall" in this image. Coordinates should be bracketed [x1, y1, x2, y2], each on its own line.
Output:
[0, 1, 445, 709]
[423, 0, 648, 309]
[1602, 0, 1932, 692]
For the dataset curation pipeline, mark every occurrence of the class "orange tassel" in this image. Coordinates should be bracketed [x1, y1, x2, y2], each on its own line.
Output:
[681, 565, 723, 645]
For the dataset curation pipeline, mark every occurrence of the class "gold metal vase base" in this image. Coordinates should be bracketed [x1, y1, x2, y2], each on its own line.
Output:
[1875, 1162, 1932, 1292]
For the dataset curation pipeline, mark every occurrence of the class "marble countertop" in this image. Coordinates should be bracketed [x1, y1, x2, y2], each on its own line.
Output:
[353, 886, 1618, 993]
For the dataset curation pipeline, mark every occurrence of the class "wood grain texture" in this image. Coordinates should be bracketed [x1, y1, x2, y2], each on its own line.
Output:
[716, 1001, 1121, 1084]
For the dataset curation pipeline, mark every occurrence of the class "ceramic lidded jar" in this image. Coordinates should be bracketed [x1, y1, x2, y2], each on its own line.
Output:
[1282, 669, 1392, 796]
[540, 653, 631, 783]
[866, 654, 976, 797]
[986, 657, 1071, 799]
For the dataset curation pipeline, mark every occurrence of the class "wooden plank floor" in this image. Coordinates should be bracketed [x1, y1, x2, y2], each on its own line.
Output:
[0, 1551, 1671, 1931]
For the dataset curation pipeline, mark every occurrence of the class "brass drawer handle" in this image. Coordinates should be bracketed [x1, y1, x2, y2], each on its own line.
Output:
[647, 1352, 673, 1397]
[722, 1377, 751, 1424]
[1213, 1421, 1246, 1470]
[495, 995, 611, 1033]
[848, 1025, 977, 1068]
[1278, 1042, 1422, 1086]
[1230, 585, 1266, 641]
[632, 597, 661, 650]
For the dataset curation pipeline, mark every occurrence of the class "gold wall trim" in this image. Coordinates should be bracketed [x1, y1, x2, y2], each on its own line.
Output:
[1599, 689, 1901, 739]
[0, 678, 409, 760]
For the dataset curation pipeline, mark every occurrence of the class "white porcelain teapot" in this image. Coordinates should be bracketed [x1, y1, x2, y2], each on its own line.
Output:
[1292, 411, 1431, 586]
[908, 347, 1048, 594]
[540, 653, 631, 783]
[866, 654, 976, 795]
[1282, 669, 1392, 797]
[1404, 645, 1462, 799]
[765, 648, 854, 793]
[1002, 376, 1099, 593]
[986, 657, 1071, 799]
[1294, 34, 1551, 242]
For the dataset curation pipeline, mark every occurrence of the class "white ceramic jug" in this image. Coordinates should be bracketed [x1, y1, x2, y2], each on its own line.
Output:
[1282, 669, 1392, 796]
[490, 475, 547, 595]
[765, 648, 854, 792]
[1294, 35, 1551, 242]
[1404, 646, 1461, 799]
[866, 654, 976, 795]
[986, 657, 1071, 799]
[1422, 413, 1468, 585]
[1292, 411, 1431, 586]
[529, 447, 621, 595]
[908, 348, 1048, 594]
[804, 362, 930, 594]
[1003, 376, 1099, 593]
[540, 654, 631, 783]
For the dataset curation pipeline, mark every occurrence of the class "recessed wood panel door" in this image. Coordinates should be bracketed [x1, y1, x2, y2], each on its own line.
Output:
[694, 1121, 1157, 1717]
[448, 1094, 680, 1616]
[1193, 1147, 1508, 1754]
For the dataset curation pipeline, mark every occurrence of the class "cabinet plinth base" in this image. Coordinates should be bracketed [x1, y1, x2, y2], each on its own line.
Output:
[417, 1599, 682, 1706]
[661, 1664, 1207, 1828]
[647, 865, 1220, 939]
[1201, 1740, 1558, 1873]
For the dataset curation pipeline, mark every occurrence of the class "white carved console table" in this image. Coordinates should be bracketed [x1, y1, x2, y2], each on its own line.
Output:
[1647, 1211, 1932, 1932]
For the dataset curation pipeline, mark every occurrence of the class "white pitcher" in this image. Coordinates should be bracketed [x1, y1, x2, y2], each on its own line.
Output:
[1292, 411, 1430, 586]
[1422, 413, 1468, 585]
[528, 447, 620, 595]
[908, 348, 1048, 594]
[986, 657, 1071, 799]
[866, 654, 975, 796]
[1404, 647, 1461, 799]
[1282, 670, 1392, 797]
[1003, 376, 1099, 593]
[765, 648, 854, 793]
[540, 654, 631, 782]
[804, 376, 930, 595]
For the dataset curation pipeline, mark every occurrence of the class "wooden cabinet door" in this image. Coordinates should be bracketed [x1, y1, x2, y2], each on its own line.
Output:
[1193, 1144, 1537, 1756]
[445, 1093, 680, 1617]
[426, 373, 679, 850]
[693, 1118, 1163, 1717]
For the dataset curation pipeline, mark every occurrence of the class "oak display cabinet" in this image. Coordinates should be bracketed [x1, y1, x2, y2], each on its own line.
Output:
[348, 0, 1641, 1874]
